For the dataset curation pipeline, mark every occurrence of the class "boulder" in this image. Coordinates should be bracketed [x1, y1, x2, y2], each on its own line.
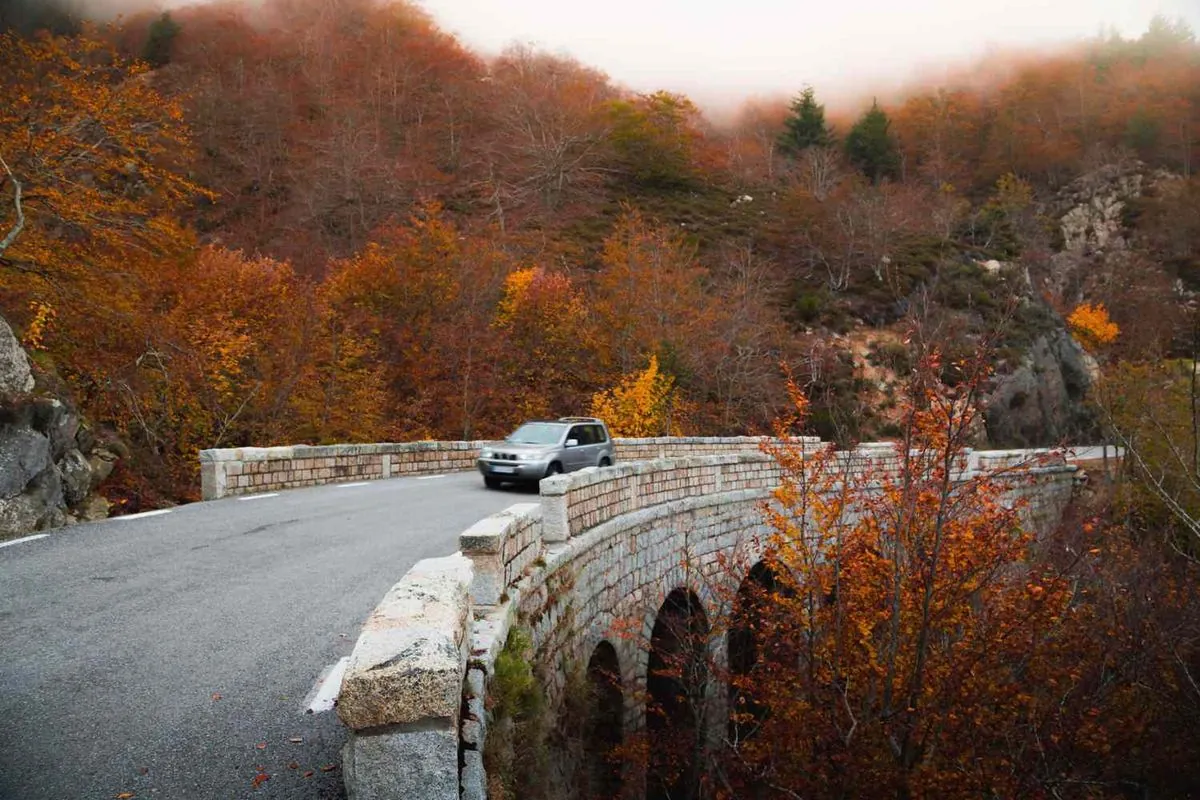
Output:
[87, 446, 118, 490]
[0, 466, 68, 538]
[31, 398, 80, 460]
[0, 427, 52, 500]
[58, 448, 92, 507]
[0, 316, 33, 397]
[77, 494, 112, 522]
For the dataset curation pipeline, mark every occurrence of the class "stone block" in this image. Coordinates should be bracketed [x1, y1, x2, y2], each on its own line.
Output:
[343, 724, 459, 800]
[338, 555, 473, 730]
[461, 749, 486, 800]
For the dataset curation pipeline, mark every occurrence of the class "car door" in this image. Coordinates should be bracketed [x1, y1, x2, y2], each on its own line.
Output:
[586, 424, 608, 466]
[565, 425, 590, 471]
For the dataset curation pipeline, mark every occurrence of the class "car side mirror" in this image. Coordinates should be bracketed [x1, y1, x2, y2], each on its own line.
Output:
[565, 438, 579, 448]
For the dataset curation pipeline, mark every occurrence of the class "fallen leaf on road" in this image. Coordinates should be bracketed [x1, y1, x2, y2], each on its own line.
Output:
[251, 773, 270, 789]
[255, 742, 267, 750]
[211, 693, 222, 701]
[288, 761, 300, 769]
[137, 768, 149, 776]
[288, 737, 302, 744]
[320, 764, 337, 773]
[116, 793, 135, 799]
[302, 771, 314, 779]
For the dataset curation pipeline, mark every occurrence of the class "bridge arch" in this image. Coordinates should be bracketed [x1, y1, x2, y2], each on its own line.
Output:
[584, 640, 624, 798]
[647, 588, 710, 800]
[728, 560, 781, 745]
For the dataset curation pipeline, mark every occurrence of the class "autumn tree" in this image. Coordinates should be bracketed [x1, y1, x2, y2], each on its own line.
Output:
[304, 204, 512, 440]
[725, 99, 788, 183]
[605, 91, 716, 189]
[492, 265, 593, 424]
[483, 45, 615, 221]
[590, 355, 681, 437]
[717, 349, 1077, 797]
[592, 208, 716, 379]
[1067, 302, 1120, 352]
[0, 29, 199, 288]
[892, 88, 980, 191]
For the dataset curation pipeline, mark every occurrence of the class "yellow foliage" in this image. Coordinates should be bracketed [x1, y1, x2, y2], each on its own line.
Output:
[590, 355, 680, 437]
[22, 301, 56, 352]
[495, 267, 539, 328]
[1068, 302, 1120, 351]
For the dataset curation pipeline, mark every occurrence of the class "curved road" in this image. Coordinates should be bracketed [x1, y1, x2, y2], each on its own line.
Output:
[0, 471, 527, 800]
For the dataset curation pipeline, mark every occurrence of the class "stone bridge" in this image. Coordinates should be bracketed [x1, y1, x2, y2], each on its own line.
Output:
[204, 437, 1079, 800]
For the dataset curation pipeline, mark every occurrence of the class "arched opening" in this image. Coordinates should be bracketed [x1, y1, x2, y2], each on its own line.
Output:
[728, 561, 778, 744]
[647, 588, 709, 800]
[584, 641, 624, 799]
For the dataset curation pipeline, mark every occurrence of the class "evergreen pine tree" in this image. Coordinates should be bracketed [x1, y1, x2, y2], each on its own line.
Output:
[778, 86, 833, 156]
[142, 12, 181, 69]
[845, 100, 900, 182]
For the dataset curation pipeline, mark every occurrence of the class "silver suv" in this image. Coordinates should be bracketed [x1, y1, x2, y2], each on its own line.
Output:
[477, 417, 616, 489]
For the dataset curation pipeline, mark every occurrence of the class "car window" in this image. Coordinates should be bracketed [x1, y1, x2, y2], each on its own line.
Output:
[589, 424, 607, 443]
[568, 425, 589, 444]
[507, 422, 566, 445]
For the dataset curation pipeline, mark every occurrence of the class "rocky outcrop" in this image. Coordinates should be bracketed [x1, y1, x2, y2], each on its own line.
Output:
[0, 316, 34, 396]
[0, 315, 115, 540]
[1055, 162, 1147, 254]
[985, 329, 1097, 447]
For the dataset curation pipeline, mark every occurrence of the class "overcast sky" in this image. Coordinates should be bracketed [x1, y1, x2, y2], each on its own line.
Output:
[414, 0, 1200, 108]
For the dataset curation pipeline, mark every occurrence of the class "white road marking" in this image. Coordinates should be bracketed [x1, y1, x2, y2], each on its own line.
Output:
[416, 474, 446, 481]
[0, 533, 49, 550]
[239, 493, 280, 501]
[336, 482, 370, 489]
[116, 509, 173, 521]
[303, 656, 350, 714]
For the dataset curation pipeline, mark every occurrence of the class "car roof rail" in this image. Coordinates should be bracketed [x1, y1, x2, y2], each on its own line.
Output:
[558, 416, 603, 423]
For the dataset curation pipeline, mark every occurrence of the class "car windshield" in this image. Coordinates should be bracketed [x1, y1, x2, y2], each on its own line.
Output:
[506, 422, 565, 445]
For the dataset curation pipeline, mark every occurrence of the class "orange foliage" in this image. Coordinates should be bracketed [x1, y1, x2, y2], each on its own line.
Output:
[0, 28, 201, 286]
[1068, 302, 1120, 351]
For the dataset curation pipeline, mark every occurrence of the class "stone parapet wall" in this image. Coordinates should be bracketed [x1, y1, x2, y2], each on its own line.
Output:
[198, 436, 811, 500]
[613, 435, 819, 463]
[199, 441, 487, 499]
[538, 454, 783, 542]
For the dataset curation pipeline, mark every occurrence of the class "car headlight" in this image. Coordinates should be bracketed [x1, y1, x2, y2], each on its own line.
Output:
[481, 449, 494, 459]
[518, 453, 539, 461]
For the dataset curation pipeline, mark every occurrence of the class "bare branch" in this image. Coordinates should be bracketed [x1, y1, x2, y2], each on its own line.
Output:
[0, 153, 25, 257]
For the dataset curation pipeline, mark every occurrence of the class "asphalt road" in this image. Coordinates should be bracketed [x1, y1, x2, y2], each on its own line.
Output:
[0, 471, 531, 800]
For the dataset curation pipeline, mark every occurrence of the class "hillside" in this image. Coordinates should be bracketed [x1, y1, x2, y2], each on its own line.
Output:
[0, 0, 1197, 510]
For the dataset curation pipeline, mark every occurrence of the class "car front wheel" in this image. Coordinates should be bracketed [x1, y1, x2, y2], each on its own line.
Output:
[484, 476, 503, 489]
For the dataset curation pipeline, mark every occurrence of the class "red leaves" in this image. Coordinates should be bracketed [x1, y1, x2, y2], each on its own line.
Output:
[250, 773, 269, 789]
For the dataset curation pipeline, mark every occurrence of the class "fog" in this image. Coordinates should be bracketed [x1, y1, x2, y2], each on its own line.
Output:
[8, 0, 1199, 110]
[414, 0, 1199, 108]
